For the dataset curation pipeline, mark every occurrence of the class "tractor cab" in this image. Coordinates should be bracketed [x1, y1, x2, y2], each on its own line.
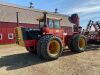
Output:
[38, 12, 64, 40]
[39, 14, 61, 28]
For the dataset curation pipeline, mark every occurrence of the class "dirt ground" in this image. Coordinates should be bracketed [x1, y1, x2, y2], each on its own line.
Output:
[0, 44, 100, 75]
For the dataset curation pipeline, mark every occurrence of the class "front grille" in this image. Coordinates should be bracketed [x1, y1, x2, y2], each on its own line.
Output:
[22, 28, 42, 40]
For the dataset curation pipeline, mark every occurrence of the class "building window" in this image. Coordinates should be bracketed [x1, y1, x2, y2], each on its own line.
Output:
[8, 33, 14, 39]
[0, 33, 2, 40]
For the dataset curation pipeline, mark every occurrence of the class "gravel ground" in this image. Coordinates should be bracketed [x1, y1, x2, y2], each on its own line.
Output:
[0, 44, 100, 75]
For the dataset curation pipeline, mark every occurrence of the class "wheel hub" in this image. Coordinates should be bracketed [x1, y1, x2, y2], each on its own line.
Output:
[49, 40, 60, 54]
[79, 37, 85, 48]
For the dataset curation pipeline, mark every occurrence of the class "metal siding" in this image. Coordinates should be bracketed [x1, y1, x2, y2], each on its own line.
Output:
[0, 4, 73, 27]
[0, 28, 15, 44]
[7, 28, 15, 44]
[0, 21, 39, 44]
[0, 4, 74, 44]
[0, 21, 39, 28]
[0, 4, 43, 24]
[0, 28, 3, 44]
[2, 28, 6, 44]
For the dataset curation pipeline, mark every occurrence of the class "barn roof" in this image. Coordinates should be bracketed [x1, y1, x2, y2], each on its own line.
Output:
[0, 1, 69, 17]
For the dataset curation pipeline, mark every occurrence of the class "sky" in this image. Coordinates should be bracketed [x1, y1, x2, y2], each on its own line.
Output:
[0, 0, 100, 29]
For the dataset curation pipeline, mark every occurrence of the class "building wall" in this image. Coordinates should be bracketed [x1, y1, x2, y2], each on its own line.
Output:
[0, 27, 15, 44]
[0, 21, 39, 44]
[0, 3, 74, 44]
[0, 4, 73, 27]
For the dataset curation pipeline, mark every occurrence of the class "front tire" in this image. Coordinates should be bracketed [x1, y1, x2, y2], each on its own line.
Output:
[37, 35, 63, 60]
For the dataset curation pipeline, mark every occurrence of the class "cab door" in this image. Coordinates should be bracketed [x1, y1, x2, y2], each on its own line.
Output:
[48, 19, 64, 40]
[47, 19, 54, 34]
[53, 20, 64, 40]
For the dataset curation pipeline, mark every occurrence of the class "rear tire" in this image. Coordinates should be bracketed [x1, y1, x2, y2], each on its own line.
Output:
[68, 36, 76, 52]
[37, 35, 63, 60]
[73, 35, 87, 52]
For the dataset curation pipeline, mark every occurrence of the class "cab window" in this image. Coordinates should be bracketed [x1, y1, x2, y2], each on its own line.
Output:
[48, 19, 60, 29]
[48, 19, 53, 28]
[54, 20, 60, 28]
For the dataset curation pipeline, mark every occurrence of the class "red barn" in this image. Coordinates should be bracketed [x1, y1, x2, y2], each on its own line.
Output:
[0, 2, 74, 44]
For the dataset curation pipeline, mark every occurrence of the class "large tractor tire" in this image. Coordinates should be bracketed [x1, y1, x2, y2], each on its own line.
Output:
[37, 35, 63, 60]
[73, 35, 87, 52]
[68, 36, 76, 52]
[37, 36, 51, 58]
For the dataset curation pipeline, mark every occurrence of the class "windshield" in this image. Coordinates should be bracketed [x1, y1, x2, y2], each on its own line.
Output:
[48, 19, 60, 28]
[48, 19, 54, 28]
[54, 20, 60, 28]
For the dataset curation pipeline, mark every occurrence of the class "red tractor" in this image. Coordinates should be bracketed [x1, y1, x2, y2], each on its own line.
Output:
[15, 12, 87, 60]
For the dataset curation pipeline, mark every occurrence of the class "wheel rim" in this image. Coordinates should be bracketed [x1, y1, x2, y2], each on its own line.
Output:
[79, 37, 85, 49]
[49, 40, 60, 54]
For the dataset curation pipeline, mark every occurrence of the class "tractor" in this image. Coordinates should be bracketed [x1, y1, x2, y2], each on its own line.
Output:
[15, 12, 87, 60]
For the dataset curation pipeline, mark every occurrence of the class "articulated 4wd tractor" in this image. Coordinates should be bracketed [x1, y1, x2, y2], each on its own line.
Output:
[15, 12, 87, 60]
